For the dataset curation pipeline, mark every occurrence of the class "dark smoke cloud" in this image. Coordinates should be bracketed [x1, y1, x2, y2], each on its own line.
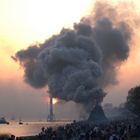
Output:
[85, 1, 134, 87]
[15, 1, 135, 111]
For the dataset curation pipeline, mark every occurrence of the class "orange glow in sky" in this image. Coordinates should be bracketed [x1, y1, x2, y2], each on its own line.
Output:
[0, 0, 92, 81]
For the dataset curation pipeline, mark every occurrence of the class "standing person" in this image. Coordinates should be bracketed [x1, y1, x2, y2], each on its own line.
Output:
[109, 133, 120, 140]
[8, 135, 16, 140]
[39, 127, 46, 140]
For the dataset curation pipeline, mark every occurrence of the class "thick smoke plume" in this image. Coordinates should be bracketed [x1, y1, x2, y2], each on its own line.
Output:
[15, 1, 136, 111]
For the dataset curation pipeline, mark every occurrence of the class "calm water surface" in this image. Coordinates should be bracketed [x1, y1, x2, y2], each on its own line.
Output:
[0, 121, 69, 137]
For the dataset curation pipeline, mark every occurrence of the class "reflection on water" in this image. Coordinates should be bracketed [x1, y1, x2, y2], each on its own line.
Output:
[0, 121, 69, 137]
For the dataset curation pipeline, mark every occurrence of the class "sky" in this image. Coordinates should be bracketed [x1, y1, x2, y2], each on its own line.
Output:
[0, 0, 140, 120]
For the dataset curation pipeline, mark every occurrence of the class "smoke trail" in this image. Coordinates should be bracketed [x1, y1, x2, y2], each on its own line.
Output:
[15, 1, 137, 111]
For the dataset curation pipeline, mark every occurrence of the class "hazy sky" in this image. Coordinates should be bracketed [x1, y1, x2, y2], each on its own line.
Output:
[0, 0, 140, 120]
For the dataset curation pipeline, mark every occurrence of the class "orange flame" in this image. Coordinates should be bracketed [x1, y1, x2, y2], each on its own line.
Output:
[45, 96, 58, 105]
[52, 98, 58, 105]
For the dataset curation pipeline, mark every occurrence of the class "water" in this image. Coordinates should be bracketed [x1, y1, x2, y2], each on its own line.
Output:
[0, 121, 70, 137]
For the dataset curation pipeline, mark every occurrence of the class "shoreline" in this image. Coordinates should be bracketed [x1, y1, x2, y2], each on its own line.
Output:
[0, 121, 72, 137]
[1, 119, 140, 140]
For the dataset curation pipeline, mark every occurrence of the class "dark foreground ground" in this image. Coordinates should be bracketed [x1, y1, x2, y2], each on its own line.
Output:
[1, 119, 140, 140]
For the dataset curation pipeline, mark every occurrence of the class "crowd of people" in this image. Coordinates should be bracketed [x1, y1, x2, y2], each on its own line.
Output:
[38, 119, 140, 140]
[1, 119, 139, 140]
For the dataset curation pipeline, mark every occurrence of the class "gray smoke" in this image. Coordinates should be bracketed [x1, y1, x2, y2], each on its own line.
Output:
[15, 1, 135, 111]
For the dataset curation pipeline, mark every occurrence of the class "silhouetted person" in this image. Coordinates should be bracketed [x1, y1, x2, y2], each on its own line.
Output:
[8, 135, 15, 140]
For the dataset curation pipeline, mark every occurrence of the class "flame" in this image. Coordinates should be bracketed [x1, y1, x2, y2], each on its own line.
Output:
[45, 96, 58, 105]
[53, 98, 58, 105]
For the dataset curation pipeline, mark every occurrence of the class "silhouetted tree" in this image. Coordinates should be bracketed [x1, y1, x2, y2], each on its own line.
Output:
[126, 85, 140, 118]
